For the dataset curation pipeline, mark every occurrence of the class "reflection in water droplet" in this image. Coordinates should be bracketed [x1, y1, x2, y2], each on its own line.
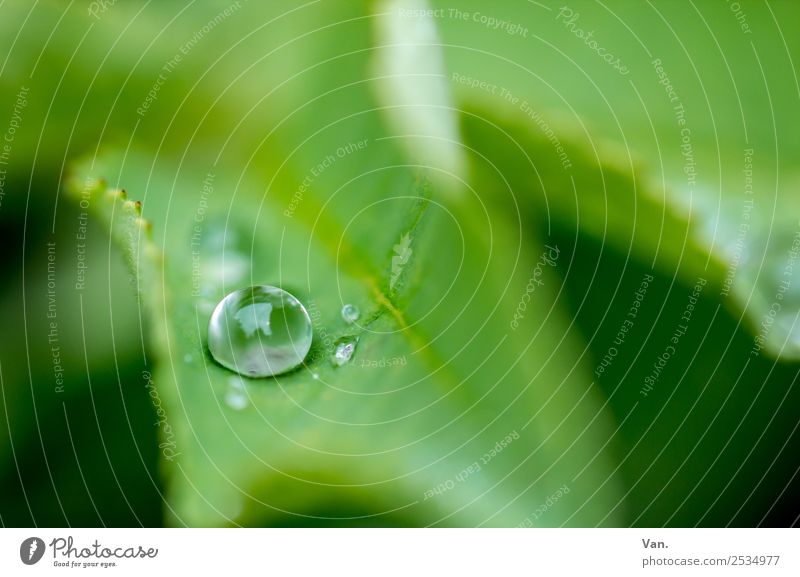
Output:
[208, 286, 313, 377]
[332, 337, 358, 367]
[341, 303, 360, 324]
[235, 302, 274, 337]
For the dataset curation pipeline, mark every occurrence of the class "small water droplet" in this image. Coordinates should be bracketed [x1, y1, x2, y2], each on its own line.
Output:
[184, 353, 193, 363]
[224, 376, 249, 410]
[208, 286, 313, 377]
[224, 390, 249, 410]
[312, 372, 320, 380]
[332, 336, 358, 367]
[341, 303, 360, 324]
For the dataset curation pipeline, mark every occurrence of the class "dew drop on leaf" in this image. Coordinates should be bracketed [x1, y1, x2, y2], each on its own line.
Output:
[332, 336, 358, 367]
[224, 376, 249, 411]
[341, 303, 360, 323]
[207, 286, 313, 377]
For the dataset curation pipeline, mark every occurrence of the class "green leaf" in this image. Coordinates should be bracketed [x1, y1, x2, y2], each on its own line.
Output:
[25, 0, 797, 529]
[371, 0, 467, 194]
[48, 0, 626, 527]
[431, 0, 800, 359]
[67, 102, 632, 524]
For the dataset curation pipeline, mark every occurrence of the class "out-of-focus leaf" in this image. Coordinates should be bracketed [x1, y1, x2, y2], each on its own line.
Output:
[431, 0, 800, 358]
[57, 0, 638, 526]
[68, 128, 627, 526]
[372, 0, 466, 193]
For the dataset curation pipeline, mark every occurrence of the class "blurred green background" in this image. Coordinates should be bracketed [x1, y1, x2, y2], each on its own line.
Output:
[0, 0, 798, 527]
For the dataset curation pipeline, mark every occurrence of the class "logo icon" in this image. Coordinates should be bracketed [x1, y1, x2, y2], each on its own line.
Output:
[20, 537, 45, 565]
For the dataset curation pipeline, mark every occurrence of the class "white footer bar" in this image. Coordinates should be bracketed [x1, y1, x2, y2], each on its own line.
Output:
[2, 528, 797, 576]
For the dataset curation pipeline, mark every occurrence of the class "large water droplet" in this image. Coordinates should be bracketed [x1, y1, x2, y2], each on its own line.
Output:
[208, 286, 313, 377]
[341, 303, 360, 324]
[332, 336, 358, 367]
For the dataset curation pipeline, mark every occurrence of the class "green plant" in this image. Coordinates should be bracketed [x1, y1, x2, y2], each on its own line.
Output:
[1, 0, 798, 527]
